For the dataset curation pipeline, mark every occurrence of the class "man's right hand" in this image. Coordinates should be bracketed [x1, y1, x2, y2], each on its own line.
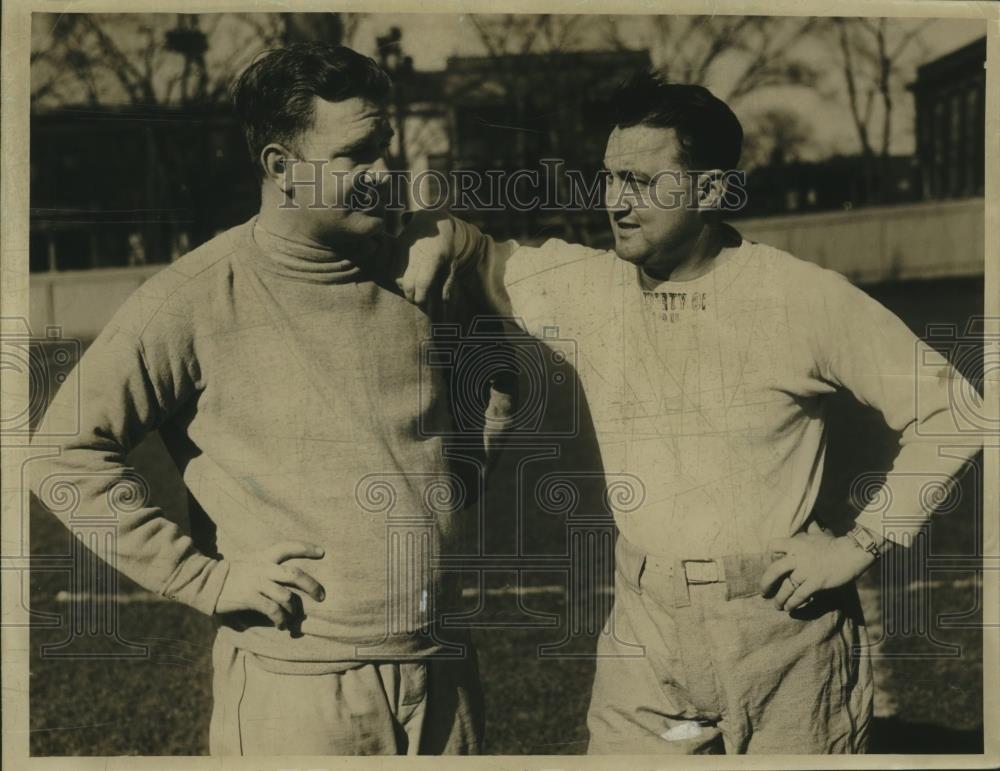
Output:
[215, 541, 326, 630]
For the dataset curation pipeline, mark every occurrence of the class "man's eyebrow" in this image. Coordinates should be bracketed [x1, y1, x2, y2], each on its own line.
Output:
[603, 162, 637, 175]
[340, 134, 375, 153]
[340, 125, 394, 154]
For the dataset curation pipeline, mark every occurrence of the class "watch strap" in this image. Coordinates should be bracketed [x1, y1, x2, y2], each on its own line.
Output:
[847, 523, 881, 560]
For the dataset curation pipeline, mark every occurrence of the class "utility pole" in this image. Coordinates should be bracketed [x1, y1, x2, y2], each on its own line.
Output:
[165, 14, 208, 104]
[376, 27, 414, 180]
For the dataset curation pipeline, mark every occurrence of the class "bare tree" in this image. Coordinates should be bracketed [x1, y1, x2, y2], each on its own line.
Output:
[31, 12, 357, 108]
[740, 108, 814, 170]
[824, 17, 935, 200]
[459, 15, 823, 237]
[470, 14, 590, 57]
[30, 12, 357, 263]
[602, 16, 826, 182]
[603, 15, 821, 104]
[455, 15, 617, 240]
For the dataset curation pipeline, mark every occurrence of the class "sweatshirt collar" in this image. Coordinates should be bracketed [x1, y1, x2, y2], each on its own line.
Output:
[245, 217, 384, 285]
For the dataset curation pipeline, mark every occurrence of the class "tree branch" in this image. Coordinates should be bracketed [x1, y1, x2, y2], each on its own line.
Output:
[836, 18, 874, 157]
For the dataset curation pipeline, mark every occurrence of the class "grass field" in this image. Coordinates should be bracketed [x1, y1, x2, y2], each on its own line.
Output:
[25, 277, 986, 756]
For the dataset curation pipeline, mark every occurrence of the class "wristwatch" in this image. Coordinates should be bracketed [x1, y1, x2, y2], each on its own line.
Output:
[846, 523, 882, 560]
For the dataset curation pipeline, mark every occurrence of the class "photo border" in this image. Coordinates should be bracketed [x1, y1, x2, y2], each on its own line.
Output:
[2, 1, 997, 769]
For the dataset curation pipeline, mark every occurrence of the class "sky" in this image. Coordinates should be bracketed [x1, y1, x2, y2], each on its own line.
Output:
[356, 13, 983, 72]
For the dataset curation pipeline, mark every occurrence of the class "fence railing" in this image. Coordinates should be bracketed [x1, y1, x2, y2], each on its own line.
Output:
[29, 264, 165, 341]
[735, 196, 984, 285]
[29, 198, 985, 339]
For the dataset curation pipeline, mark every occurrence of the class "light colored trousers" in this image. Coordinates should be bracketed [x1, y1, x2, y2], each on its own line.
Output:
[209, 633, 485, 755]
[587, 536, 874, 754]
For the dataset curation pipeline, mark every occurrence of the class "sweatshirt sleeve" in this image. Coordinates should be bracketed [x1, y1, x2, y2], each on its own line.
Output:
[29, 285, 230, 616]
[805, 268, 984, 545]
[448, 215, 603, 329]
[449, 214, 521, 316]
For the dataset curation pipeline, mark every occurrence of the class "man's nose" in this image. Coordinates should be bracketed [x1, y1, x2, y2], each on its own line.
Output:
[605, 179, 631, 216]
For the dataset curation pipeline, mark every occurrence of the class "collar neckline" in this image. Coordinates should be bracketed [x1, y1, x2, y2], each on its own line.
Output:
[637, 238, 749, 290]
[246, 218, 381, 284]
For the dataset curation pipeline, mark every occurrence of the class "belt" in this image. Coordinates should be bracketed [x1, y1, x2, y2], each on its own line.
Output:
[615, 535, 779, 608]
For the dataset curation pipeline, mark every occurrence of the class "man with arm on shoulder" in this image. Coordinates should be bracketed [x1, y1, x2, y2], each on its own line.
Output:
[398, 71, 983, 754]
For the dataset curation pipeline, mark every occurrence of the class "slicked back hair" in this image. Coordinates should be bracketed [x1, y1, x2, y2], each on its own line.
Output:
[607, 71, 743, 171]
[231, 43, 391, 178]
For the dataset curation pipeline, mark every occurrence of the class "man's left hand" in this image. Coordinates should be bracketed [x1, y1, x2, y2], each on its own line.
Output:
[759, 527, 876, 612]
[393, 210, 457, 307]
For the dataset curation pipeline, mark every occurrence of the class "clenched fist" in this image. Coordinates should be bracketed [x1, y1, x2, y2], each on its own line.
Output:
[215, 541, 326, 630]
[394, 210, 458, 307]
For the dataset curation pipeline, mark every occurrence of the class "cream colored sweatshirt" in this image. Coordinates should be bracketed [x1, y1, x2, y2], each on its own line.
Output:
[450, 218, 983, 558]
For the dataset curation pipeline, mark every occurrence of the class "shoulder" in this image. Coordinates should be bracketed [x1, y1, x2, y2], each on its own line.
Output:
[503, 239, 617, 331]
[110, 221, 249, 341]
[734, 236, 852, 301]
[506, 237, 615, 288]
[739, 236, 916, 356]
[135, 222, 247, 306]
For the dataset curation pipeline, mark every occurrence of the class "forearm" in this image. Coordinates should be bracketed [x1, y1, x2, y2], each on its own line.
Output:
[30, 318, 228, 616]
[32, 425, 229, 615]
[447, 214, 518, 316]
[812, 276, 984, 547]
[854, 420, 981, 544]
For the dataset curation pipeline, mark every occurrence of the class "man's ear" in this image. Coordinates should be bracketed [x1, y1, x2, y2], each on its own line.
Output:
[260, 143, 295, 196]
[696, 169, 726, 212]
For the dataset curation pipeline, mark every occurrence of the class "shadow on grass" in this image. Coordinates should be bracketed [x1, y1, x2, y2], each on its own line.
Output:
[869, 717, 983, 754]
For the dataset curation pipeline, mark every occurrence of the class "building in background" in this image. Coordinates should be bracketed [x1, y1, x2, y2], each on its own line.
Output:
[738, 35, 986, 219]
[739, 154, 921, 218]
[27, 32, 986, 286]
[732, 33, 985, 286]
[29, 46, 649, 273]
[30, 104, 257, 273]
[430, 49, 651, 244]
[910, 35, 986, 200]
[384, 48, 652, 245]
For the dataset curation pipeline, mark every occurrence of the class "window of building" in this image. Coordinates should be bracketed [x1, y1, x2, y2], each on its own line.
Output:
[964, 86, 978, 197]
[29, 232, 52, 273]
[932, 98, 945, 198]
[52, 230, 93, 272]
[948, 91, 962, 197]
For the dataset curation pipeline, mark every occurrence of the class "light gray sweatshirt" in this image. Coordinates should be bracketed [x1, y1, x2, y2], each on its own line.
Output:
[31, 218, 491, 668]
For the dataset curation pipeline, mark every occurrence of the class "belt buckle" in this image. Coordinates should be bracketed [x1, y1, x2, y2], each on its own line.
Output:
[683, 559, 722, 584]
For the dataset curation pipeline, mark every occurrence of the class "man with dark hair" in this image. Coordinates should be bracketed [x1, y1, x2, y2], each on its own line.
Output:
[605, 74, 744, 172]
[400, 71, 981, 753]
[31, 43, 495, 755]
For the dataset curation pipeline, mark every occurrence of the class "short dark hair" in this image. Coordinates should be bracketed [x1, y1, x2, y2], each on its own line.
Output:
[231, 43, 391, 177]
[607, 71, 743, 171]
